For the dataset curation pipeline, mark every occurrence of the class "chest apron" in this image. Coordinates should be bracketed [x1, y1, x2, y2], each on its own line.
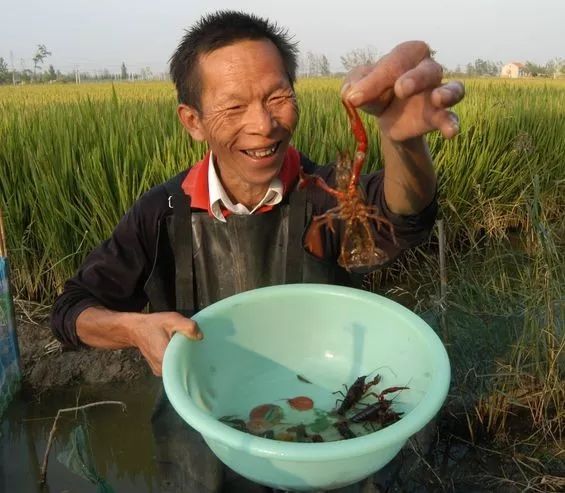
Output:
[146, 183, 362, 492]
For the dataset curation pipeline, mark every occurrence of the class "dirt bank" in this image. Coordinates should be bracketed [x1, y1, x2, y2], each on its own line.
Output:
[16, 315, 151, 392]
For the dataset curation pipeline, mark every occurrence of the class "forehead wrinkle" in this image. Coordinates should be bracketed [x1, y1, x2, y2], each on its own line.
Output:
[200, 60, 253, 106]
[197, 40, 292, 113]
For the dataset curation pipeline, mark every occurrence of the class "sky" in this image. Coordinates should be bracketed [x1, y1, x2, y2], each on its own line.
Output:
[1, 0, 563, 75]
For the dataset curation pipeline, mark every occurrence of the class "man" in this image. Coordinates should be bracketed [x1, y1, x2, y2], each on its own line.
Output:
[51, 10, 463, 493]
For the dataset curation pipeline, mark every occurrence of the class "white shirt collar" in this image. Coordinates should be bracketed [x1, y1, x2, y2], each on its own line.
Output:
[208, 152, 283, 223]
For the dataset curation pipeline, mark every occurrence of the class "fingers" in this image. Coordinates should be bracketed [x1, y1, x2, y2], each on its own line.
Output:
[429, 82, 464, 139]
[431, 81, 465, 108]
[430, 109, 460, 140]
[394, 58, 443, 99]
[135, 312, 204, 376]
[346, 41, 430, 107]
[163, 312, 203, 341]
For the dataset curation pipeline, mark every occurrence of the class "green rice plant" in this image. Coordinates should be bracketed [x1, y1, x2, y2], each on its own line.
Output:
[0, 78, 564, 302]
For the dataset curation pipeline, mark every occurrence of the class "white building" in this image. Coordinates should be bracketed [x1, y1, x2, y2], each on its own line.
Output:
[501, 62, 529, 78]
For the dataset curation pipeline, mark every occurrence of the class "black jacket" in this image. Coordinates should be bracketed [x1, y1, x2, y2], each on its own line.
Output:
[51, 153, 437, 347]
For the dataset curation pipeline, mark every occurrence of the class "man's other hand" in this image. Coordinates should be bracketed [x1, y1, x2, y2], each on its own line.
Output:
[130, 312, 203, 376]
[76, 307, 203, 377]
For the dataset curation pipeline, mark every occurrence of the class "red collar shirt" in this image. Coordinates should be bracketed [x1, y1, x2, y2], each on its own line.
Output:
[181, 147, 301, 220]
[207, 152, 284, 223]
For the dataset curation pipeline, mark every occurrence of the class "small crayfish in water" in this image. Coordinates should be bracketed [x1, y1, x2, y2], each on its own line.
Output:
[331, 372, 408, 437]
[333, 373, 382, 415]
[349, 385, 409, 429]
[299, 97, 398, 271]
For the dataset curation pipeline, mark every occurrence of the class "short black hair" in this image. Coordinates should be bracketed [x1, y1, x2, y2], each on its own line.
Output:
[169, 10, 299, 111]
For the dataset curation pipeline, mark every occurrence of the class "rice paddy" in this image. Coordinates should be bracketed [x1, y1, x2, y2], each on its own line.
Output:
[0, 79, 563, 300]
[0, 78, 564, 485]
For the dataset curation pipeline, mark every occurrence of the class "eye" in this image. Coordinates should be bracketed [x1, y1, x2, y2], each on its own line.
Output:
[226, 105, 244, 111]
[268, 95, 291, 106]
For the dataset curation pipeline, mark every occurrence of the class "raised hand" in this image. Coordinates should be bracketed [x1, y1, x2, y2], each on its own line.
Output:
[343, 41, 465, 142]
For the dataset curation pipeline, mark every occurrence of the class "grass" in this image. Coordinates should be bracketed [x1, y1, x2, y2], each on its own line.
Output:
[370, 197, 564, 484]
[0, 78, 564, 485]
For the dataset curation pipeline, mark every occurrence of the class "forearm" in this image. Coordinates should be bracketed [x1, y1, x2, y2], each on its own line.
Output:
[75, 305, 202, 375]
[76, 306, 142, 349]
[380, 134, 437, 215]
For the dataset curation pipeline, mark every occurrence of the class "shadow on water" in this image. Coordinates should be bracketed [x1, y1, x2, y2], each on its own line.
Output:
[0, 377, 162, 492]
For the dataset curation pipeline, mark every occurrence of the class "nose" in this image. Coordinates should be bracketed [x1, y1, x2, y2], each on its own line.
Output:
[245, 102, 277, 135]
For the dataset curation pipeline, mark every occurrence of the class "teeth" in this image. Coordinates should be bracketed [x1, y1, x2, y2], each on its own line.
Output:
[245, 144, 277, 158]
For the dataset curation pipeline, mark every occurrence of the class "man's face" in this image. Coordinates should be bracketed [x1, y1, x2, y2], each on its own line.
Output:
[179, 39, 298, 193]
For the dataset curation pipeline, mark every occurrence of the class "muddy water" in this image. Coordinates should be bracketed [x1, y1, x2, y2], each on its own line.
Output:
[0, 377, 162, 492]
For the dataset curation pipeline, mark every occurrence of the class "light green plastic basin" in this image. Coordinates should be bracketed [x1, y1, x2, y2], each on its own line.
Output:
[163, 284, 450, 491]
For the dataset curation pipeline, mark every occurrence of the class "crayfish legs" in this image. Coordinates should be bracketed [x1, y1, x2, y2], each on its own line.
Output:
[299, 95, 399, 270]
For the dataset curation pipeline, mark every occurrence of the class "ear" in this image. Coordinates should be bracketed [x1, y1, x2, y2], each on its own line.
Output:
[177, 104, 206, 141]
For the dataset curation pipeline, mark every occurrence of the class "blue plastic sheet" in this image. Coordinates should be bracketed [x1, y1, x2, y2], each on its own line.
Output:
[0, 257, 21, 417]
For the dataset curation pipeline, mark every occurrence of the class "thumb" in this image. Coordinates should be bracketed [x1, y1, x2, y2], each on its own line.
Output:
[165, 312, 203, 341]
[342, 65, 394, 116]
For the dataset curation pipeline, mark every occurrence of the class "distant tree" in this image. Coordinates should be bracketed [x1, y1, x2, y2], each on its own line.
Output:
[0, 57, 9, 84]
[466, 58, 500, 77]
[552, 58, 565, 76]
[46, 64, 57, 81]
[297, 52, 330, 77]
[57, 70, 75, 83]
[140, 66, 153, 80]
[444, 64, 465, 78]
[22, 69, 33, 83]
[306, 51, 317, 77]
[121, 62, 128, 80]
[525, 61, 548, 77]
[340, 46, 379, 71]
[319, 55, 330, 76]
[475, 59, 489, 75]
[544, 59, 556, 77]
[32, 44, 52, 78]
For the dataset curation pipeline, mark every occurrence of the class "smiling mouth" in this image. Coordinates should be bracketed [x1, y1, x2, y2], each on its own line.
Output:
[241, 142, 281, 159]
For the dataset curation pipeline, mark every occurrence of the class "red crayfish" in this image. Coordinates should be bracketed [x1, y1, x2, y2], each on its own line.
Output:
[350, 386, 409, 429]
[333, 373, 382, 415]
[299, 97, 398, 271]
